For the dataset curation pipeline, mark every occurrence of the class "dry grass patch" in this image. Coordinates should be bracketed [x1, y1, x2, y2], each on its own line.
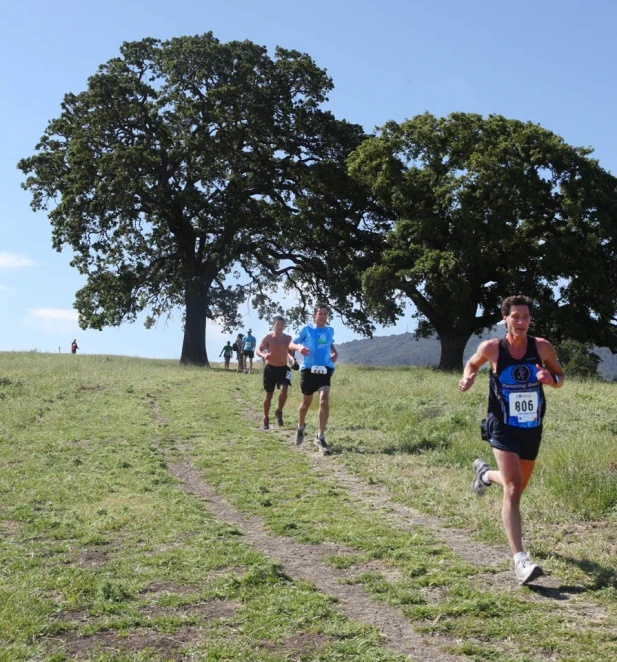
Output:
[259, 632, 335, 658]
[48, 625, 206, 661]
[1, 520, 21, 536]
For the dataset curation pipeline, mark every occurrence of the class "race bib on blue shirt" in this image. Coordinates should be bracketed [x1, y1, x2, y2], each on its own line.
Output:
[500, 363, 541, 428]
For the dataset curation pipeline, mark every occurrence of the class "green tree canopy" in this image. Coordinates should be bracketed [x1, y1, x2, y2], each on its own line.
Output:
[349, 112, 617, 370]
[19, 33, 376, 364]
[554, 340, 601, 379]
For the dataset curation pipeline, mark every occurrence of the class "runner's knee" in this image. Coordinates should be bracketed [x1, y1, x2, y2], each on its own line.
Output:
[503, 479, 523, 501]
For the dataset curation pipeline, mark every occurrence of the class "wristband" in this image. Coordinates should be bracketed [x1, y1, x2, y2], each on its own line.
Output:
[551, 372, 560, 385]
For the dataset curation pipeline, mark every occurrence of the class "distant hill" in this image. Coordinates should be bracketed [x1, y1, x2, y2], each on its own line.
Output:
[336, 331, 617, 381]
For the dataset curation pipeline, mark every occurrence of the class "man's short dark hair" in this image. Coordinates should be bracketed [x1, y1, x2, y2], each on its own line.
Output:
[273, 315, 285, 323]
[501, 295, 533, 317]
[313, 303, 328, 314]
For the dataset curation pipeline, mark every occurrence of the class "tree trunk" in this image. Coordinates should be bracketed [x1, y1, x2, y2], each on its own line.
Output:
[437, 330, 471, 371]
[180, 290, 209, 366]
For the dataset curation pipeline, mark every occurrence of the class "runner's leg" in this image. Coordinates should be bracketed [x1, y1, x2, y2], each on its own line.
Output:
[298, 393, 313, 428]
[264, 391, 273, 418]
[317, 386, 330, 435]
[490, 448, 528, 555]
[278, 384, 288, 413]
[519, 459, 535, 491]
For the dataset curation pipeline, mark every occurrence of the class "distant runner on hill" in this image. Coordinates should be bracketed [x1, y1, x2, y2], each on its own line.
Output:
[459, 294, 564, 585]
[242, 328, 257, 374]
[289, 303, 338, 455]
[219, 341, 233, 370]
[233, 333, 244, 373]
[71, 339, 79, 354]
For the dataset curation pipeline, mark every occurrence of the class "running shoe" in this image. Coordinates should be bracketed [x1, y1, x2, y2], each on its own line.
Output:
[294, 425, 305, 445]
[263, 417, 269, 430]
[472, 458, 490, 496]
[515, 554, 544, 585]
[274, 409, 284, 427]
[314, 433, 331, 455]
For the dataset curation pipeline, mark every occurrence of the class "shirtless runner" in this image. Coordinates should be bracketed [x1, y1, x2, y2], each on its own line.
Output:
[256, 316, 294, 430]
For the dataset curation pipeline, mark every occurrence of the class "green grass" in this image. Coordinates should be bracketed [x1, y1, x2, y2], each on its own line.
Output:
[1, 352, 617, 661]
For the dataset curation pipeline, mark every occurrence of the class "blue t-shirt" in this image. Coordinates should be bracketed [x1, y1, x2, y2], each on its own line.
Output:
[294, 325, 336, 371]
[243, 335, 256, 352]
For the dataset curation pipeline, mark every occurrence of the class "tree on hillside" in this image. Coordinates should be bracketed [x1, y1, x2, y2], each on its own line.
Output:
[554, 340, 601, 379]
[18, 34, 377, 365]
[348, 112, 617, 370]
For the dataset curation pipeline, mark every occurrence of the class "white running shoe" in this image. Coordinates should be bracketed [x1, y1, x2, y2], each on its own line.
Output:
[472, 458, 490, 496]
[515, 554, 544, 585]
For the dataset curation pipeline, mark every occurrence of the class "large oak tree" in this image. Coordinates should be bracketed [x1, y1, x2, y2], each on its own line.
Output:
[19, 34, 376, 364]
[349, 112, 617, 370]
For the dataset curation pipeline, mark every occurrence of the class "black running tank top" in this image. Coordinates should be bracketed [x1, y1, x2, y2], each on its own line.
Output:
[488, 337, 546, 428]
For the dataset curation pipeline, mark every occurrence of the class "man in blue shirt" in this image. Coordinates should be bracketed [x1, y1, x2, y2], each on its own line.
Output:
[242, 328, 257, 374]
[290, 303, 338, 455]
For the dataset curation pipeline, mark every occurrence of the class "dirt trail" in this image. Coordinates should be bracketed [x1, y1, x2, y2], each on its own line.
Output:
[299, 439, 509, 569]
[279, 429, 612, 601]
[166, 444, 464, 662]
[242, 405, 611, 605]
[244, 403, 510, 568]
[152, 396, 612, 661]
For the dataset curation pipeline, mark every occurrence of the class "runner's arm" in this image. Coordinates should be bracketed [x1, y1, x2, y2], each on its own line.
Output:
[289, 342, 309, 356]
[330, 344, 338, 363]
[459, 340, 493, 392]
[290, 328, 309, 356]
[256, 337, 269, 360]
[536, 340, 565, 388]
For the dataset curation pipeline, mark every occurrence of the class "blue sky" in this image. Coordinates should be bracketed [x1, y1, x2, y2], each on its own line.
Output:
[2, 0, 616, 360]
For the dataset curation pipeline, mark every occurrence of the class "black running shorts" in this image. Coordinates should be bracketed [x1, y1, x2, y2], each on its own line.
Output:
[263, 364, 292, 393]
[300, 367, 333, 396]
[485, 414, 542, 461]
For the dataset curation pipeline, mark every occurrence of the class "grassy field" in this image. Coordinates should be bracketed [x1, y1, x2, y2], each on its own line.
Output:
[1, 351, 616, 661]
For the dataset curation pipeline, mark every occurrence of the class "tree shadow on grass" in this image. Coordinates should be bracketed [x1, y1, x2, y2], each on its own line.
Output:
[549, 553, 617, 591]
[384, 437, 452, 455]
[527, 583, 588, 600]
[332, 436, 451, 456]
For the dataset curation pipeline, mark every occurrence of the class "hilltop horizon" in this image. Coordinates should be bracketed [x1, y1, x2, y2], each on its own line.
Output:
[336, 330, 617, 381]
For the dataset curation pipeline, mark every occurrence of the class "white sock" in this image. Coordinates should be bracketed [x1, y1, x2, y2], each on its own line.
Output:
[513, 551, 527, 564]
[481, 471, 491, 486]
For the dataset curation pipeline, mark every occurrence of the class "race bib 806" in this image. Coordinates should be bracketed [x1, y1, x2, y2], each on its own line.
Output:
[508, 391, 538, 423]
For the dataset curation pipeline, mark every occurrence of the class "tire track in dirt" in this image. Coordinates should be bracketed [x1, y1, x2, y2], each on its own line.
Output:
[152, 394, 611, 661]
[245, 404, 510, 570]
[165, 443, 465, 662]
[242, 403, 613, 613]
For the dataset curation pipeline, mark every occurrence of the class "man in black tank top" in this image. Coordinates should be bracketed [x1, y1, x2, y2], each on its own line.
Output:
[459, 295, 565, 585]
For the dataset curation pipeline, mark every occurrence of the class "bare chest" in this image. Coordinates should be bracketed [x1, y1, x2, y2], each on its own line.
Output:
[267, 334, 291, 348]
